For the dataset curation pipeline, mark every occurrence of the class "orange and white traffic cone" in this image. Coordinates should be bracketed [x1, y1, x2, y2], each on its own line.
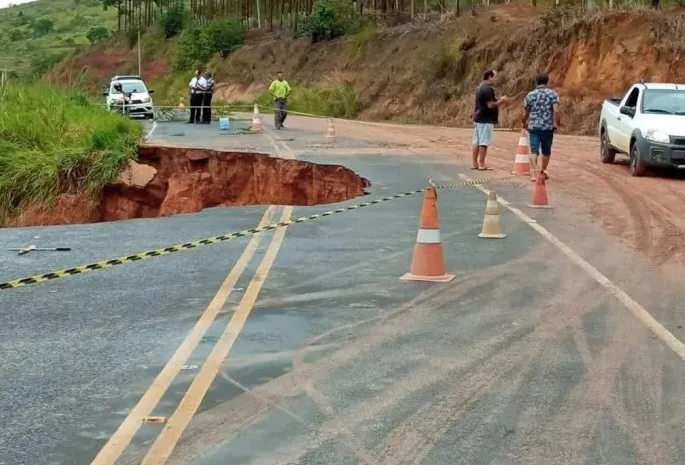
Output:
[177, 98, 185, 110]
[512, 129, 531, 175]
[478, 191, 506, 239]
[326, 118, 336, 140]
[251, 103, 263, 132]
[528, 172, 553, 209]
[400, 187, 455, 283]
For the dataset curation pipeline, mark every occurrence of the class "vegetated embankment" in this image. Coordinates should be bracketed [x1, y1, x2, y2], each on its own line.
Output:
[50, 5, 685, 135]
[212, 5, 685, 134]
[0, 82, 143, 226]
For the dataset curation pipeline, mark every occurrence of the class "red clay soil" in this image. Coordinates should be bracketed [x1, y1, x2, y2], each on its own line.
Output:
[12, 146, 370, 227]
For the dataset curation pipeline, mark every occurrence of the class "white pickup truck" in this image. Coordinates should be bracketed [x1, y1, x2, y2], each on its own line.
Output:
[599, 82, 685, 176]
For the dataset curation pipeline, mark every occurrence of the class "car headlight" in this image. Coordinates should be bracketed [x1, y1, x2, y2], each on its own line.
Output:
[141, 97, 151, 103]
[644, 129, 670, 144]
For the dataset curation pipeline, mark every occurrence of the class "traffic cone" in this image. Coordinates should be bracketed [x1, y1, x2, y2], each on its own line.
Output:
[512, 129, 531, 175]
[326, 118, 336, 140]
[400, 187, 455, 283]
[528, 172, 553, 209]
[478, 191, 506, 239]
[251, 103, 263, 132]
[177, 98, 185, 110]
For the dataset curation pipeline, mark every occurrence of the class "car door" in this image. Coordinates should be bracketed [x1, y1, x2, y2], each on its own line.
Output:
[614, 87, 640, 151]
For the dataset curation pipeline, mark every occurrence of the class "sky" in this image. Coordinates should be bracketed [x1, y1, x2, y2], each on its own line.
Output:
[0, 0, 36, 8]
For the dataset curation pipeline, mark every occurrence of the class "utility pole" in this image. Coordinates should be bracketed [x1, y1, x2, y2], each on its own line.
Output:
[137, 29, 142, 77]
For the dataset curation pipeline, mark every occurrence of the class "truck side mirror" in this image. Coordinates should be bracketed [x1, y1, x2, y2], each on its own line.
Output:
[148, 89, 155, 94]
[620, 106, 636, 117]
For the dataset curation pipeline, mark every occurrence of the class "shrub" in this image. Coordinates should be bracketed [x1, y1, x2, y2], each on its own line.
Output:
[175, 25, 212, 71]
[86, 26, 110, 44]
[0, 83, 142, 222]
[348, 25, 377, 58]
[30, 52, 66, 78]
[175, 19, 245, 70]
[160, 5, 188, 38]
[207, 18, 245, 58]
[31, 18, 55, 38]
[306, 0, 361, 42]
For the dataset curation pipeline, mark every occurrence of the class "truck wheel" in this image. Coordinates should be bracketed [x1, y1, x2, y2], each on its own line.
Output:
[600, 131, 616, 164]
[630, 142, 646, 177]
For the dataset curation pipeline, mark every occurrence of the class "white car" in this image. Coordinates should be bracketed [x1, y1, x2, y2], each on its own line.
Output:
[599, 82, 685, 176]
[104, 75, 155, 119]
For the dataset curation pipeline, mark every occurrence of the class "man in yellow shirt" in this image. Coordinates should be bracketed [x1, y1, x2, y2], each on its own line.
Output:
[268, 71, 291, 130]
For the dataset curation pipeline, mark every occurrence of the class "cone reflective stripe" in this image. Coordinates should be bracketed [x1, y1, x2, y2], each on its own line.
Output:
[528, 172, 553, 209]
[478, 191, 506, 239]
[251, 103, 263, 132]
[513, 129, 531, 174]
[400, 187, 455, 283]
[326, 118, 336, 139]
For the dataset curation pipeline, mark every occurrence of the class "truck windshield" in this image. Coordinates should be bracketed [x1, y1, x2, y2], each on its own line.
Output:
[642, 89, 685, 115]
[111, 81, 147, 94]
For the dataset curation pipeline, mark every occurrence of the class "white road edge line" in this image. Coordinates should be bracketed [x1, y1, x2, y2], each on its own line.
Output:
[458, 173, 685, 362]
[145, 121, 157, 140]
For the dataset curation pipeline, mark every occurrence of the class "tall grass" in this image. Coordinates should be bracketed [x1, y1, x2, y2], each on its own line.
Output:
[0, 83, 143, 222]
[254, 81, 358, 118]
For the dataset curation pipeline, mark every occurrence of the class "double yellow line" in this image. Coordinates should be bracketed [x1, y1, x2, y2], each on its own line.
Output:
[91, 135, 294, 465]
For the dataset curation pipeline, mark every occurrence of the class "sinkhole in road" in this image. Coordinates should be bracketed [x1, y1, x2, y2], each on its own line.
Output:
[14, 145, 371, 226]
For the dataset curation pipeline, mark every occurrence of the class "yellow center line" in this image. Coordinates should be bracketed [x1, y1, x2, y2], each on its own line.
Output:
[90, 205, 277, 465]
[140, 206, 294, 465]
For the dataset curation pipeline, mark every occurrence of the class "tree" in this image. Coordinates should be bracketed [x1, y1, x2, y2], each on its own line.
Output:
[31, 18, 55, 38]
[160, 4, 187, 38]
[175, 26, 212, 71]
[86, 26, 111, 44]
[207, 18, 245, 58]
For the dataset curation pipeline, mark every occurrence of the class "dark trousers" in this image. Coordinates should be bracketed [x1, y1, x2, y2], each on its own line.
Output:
[201, 92, 213, 123]
[275, 98, 288, 128]
[189, 92, 203, 123]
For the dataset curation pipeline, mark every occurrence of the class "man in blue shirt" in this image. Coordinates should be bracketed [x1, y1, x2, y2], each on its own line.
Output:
[523, 73, 560, 179]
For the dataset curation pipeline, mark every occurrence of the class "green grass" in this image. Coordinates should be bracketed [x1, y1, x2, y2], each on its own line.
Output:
[0, 0, 117, 76]
[348, 25, 378, 58]
[249, 81, 358, 118]
[0, 82, 143, 222]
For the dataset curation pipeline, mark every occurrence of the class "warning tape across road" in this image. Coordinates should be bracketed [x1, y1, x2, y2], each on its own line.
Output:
[0, 175, 520, 291]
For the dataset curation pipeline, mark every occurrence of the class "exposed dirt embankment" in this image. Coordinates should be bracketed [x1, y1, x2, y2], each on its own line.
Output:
[10, 147, 370, 226]
[214, 6, 685, 135]
[52, 5, 685, 135]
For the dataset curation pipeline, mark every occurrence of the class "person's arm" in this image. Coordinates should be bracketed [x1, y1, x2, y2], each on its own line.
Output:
[484, 86, 506, 109]
[522, 94, 531, 128]
[552, 92, 560, 130]
[268, 81, 276, 98]
[285, 81, 292, 98]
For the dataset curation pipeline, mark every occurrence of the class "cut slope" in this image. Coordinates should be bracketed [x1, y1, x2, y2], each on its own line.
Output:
[51, 5, 685, 135]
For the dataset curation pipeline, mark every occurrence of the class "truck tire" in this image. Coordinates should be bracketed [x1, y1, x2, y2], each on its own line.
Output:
[600, 130, 617, 164]
[630, 141, 646, 177]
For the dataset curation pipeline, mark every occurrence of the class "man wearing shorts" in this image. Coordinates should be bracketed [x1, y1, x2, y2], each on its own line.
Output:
[472, 69, 508, 170]
[523, 72, 560, 179]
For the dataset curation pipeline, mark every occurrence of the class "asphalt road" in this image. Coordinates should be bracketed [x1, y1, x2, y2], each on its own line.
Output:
[1, 116, 685, 465]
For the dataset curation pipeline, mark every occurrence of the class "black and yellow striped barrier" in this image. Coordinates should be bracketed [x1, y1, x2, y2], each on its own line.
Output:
[0, 174, 520, 291]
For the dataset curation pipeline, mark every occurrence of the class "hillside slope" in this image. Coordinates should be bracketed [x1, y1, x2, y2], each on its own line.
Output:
[0, 0, 116, 76]
[52, 5, 685, 135]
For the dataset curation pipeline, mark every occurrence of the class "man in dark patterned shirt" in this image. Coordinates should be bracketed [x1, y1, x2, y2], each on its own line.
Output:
[522, 73, 560, 179]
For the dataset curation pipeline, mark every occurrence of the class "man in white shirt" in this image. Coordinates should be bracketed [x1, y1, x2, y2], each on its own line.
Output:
[188, 69, 204, 124]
